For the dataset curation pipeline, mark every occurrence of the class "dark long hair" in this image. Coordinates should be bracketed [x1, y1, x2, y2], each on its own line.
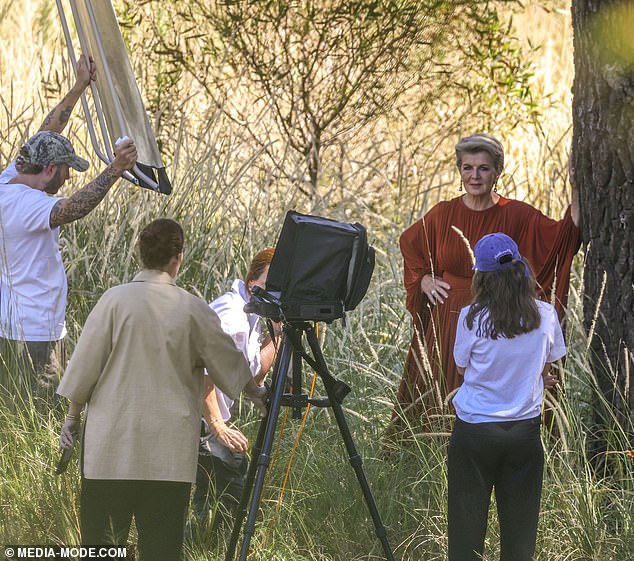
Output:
[465, 259, 540, 339]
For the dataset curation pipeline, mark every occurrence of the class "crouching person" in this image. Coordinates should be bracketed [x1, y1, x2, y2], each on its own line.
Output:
[57, 218, 267, 561]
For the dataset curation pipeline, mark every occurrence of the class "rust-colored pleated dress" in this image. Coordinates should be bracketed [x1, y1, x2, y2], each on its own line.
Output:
[394, 195, 581, 428]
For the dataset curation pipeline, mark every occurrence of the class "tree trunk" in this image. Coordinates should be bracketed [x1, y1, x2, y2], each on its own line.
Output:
[572, 0, 634, 460]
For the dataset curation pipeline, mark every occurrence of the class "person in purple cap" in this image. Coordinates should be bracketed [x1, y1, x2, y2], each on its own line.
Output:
[0, 54, 137, 402]
[448, 232, 565, 561]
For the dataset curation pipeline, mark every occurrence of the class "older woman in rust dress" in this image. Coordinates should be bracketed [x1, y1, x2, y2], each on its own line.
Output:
[392, 133, 580, 430]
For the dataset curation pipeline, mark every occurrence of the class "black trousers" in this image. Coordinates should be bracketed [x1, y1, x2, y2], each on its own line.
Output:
[448, 416, 544, 561]
[80, 478, 191, 561]
[192, 437, 248, 531]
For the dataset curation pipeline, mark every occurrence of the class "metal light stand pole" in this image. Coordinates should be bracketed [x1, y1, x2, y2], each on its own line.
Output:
[224, 321, 395, 561]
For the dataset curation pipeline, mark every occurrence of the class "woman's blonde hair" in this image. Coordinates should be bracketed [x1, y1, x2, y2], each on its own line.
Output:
[455, 133, 505, 175]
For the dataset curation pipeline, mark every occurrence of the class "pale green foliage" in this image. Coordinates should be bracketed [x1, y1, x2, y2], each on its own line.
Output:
[118, 0, 537, 199]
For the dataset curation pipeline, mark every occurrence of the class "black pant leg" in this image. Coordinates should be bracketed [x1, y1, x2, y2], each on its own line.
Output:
[133, 480, 191, 561]
[448, 419, 499, 561]
[495, 417, 544, 561]
[209, 453, 247, 531]
[192, 443, 247, 530]
[192, 454, 214, 522]
[80, 479, 133, 546]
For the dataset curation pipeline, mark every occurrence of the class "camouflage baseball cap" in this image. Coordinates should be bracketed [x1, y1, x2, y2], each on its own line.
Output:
[20, 131, 89, 172]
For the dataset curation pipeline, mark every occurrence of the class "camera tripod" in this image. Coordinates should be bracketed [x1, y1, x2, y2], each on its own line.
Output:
[224, 320, 395, 561]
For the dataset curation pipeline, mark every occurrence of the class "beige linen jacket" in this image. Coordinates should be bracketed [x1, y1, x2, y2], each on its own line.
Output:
[57, 270, 252, 483]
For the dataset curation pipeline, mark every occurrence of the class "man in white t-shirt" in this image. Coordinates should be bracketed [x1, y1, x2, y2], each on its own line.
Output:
[0, 55, 137, 401]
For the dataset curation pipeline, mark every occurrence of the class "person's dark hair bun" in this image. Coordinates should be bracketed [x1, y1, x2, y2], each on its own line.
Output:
[138, 219, 184, 269]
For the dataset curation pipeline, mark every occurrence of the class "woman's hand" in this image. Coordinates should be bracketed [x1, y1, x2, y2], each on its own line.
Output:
[59, 402, 84, 450]
[421, 274, 451, 305]
[213, 423, 249, 453]
[59, 418, 80, 450]
[542, 364, 560, 390]
[542, 372, 560, 390]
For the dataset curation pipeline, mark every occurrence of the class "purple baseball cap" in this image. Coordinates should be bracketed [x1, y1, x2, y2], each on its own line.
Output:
[473, 232, 527, 274]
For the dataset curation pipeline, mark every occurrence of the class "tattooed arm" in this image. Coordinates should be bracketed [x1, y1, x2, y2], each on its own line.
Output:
[39, 54, 96, 134]
[49, 140, 137, 228]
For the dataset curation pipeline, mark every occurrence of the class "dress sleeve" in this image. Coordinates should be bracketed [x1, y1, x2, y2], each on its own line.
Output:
[517, 204, 581, 317]
[400, 214, 436, 319]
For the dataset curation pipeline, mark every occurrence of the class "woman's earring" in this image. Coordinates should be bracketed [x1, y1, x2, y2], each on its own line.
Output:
[458, 180, 463, 192]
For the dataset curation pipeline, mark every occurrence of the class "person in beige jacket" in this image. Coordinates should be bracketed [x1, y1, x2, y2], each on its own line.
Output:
[57, 218, 267, 561]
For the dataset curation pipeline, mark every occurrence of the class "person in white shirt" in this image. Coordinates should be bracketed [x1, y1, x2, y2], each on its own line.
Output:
[448, 232, 565, 561]
[192, 247, 279, 530]
[0, 55, 137, 402]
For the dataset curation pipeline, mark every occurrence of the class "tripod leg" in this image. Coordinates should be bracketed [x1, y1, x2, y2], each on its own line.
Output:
[291, 347, 303, 419]
[305, 327, 395, 561]
[225, 332, 294, 561]
[225, 413, 267, 561]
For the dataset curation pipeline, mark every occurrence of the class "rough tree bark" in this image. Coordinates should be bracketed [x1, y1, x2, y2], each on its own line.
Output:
[571, 0, 634, 457]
